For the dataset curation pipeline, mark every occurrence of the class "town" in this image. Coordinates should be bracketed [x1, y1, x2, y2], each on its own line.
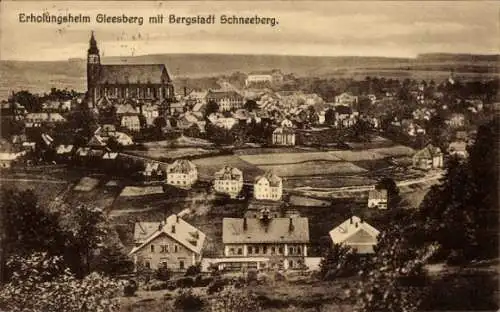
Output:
[0, 31, 498, 312]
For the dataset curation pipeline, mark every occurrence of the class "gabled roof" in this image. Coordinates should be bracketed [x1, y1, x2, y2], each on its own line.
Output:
[56, 144, 74, 154]
[167, 159, 196, 174]
[255, 171, 282, 187]
[98, 64, 171, 84]
[414, 144, 442, 158]
[214, 166, 243, 181]
[329, 216, 379, 245]
[88, 135, 107, 147]
[448, 141, 467, 152]
[206, 89, 243, 100]
[222, 217, 309, 244]
[368, 189, 387, 201]
[130, 214, 206, 255]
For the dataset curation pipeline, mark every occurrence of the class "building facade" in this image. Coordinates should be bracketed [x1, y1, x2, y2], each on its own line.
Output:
[214, 167, 244, 198]
[254, 171, 283, 201]
[206, 90, 244, 112]
[367, 189, 388, 209]
[222, 212, 309, 271]
[129, 214, 206, 271]
[166, 159, 198, 188]
[272, 127, 296, 146]
[86, 32, 175, 110]
[412, 144, 444, 170]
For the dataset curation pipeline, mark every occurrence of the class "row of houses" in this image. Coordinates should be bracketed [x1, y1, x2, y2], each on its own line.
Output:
[129, 209, 381, 272]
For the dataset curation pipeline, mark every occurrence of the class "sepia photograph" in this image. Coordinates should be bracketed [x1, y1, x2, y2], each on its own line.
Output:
[0, 1, 499, 311]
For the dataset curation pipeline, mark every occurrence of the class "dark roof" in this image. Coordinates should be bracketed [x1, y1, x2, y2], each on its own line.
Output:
[98, 64, 171, 84]
[223, 217, 309, 244]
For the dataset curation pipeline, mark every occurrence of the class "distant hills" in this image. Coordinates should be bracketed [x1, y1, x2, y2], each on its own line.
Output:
[0, 53, 498, 99]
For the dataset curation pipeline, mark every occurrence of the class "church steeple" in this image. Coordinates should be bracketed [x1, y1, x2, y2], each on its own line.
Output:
[87, 31, 101, 107]
[88, 31, 99, 54]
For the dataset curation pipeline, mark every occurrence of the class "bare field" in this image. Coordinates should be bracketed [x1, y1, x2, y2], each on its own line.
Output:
[128, 147, 213, 160]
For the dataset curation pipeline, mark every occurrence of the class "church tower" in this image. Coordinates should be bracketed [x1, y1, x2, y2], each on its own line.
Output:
[87, 31, 101, 107]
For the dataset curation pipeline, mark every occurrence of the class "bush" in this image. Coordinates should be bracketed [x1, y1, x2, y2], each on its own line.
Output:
[210, 286, 261, 312]
[246, 270, 258, 283]
[143, 280, 168, 291]
[185, 263, 201, 276]
[155, 266, 172, 281]
[176, 276, 195, 288]
[194, 275, 213, 287]
[207, 278, 227, 294]
[174, 289, 204, 311]
[123, 279, 138, 296]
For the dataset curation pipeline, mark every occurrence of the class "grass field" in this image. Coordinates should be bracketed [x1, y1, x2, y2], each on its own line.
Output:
[128, 147, 213, 160]
[240, 152, 342, 165]
[258, 161, 367, 177]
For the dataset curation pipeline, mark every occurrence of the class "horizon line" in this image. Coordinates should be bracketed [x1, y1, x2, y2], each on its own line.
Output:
[2, 51, 500, 63]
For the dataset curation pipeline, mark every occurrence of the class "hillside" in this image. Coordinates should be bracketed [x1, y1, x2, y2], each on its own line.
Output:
[1, 53, 498, 99]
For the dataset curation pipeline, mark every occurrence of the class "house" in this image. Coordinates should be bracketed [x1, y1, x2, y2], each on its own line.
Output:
[448, 141, 468, 158]
[254, 171, 282, 201]
[329, 216, 380, 254]
[143, 162, 163, 179]
[367, 189, 388, 209]
[0, 139, 26, 168]
[412, 144, 444, 170]
[272, 127, 296, 146]
[222, 212, 309, 270]
[166, 159, 198, 188]
[214, 117, 237, 130]
[206, 90, 244, 112]
[214, 167, 244, 198]
[129, 214, 206, 271]
[141, 103, 160, 126]
[445, 113, 466, 128]
[121, 115, 141, 132]
[334, 92, 358, 107]
[113, 132, 134, 146]
[55, 144, 74, 161]
[25, 112, 66, 127]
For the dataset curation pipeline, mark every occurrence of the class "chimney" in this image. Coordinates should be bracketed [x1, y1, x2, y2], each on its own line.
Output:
[243, 217, 248, 231]
[350, 217, 353, 224]
[171, 225, 176, 233]
[176, 215, 180, 223]
[184, 87, 187, 97]
[158, 221, 164, 231]
[355, 222, 358, 228]
[288, 217, 294, 232]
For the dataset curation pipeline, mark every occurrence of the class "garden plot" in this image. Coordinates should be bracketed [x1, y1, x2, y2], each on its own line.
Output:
[192, 155, 263, 181]
[119, 186, 164, 197]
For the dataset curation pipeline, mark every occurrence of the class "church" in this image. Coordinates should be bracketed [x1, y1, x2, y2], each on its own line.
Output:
[86, 32, 175, 110]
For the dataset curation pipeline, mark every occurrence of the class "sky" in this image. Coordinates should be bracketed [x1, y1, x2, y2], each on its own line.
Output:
[1, 1, 499, 61]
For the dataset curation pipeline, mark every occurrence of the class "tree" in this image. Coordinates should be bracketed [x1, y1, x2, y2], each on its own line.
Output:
[91, 244, 134, 276]
[0, 252, 120, 312]
[9, 90, 41, 112]
[375, 177, 401, 209]
[1, 189, 67, 259]
[243, 100, 258, 112]
[65, 205, 106, 277]
[205, 100, 219, 118]
[319, 243, 359, 280]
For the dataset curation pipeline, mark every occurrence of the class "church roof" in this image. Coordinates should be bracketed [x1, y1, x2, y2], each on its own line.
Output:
[98, 64, 171, 84]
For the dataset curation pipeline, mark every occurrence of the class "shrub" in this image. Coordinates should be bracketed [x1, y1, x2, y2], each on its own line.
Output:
[319, 243, 359, 279]
[143, 280, 169, 291]
[176, 276, 195, 288]
[194, 275, 213, 287]
[155, 265, 172, 281]
[210, 286, 261, 312]
[207, 278, 227, 294]
[174, 289, 204, 311]
[246, 270, 258, 283]
[123, 279, 138, 296]
[185, 263, 201, 276]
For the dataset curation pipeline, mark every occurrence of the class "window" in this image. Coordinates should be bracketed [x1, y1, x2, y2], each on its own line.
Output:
[179, 260, 185, 270]
[145, 261, 151, 269]
[278, 247, 283, 254]
[271, 247, 276, 254]
[174, 244, 179, 253]
[230, 248, 235, 255]
[160, 245, 169, 253]
[297, 247, 302, 255]
[289, 260, 294, 268]
[150, 245, 155, 253]
[263, 246, 268, 254]
[289, 247, 294, 254]
[237, 248, 243, 255]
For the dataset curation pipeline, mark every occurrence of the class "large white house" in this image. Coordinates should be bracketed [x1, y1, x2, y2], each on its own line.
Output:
[254, 171, 283, 201]
[329, 216, 380, 254]
[214, 167, 244, 198]
[166, 159, 198, 188]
